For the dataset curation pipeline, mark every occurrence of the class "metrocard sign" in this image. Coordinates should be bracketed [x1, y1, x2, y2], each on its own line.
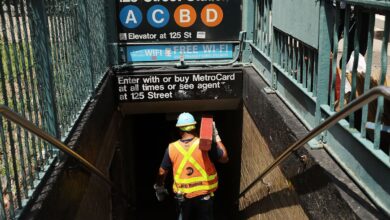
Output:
[116, 0, 242, 43]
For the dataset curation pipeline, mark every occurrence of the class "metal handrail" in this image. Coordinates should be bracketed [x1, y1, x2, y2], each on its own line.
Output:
[238, 86, 390, 198]
[0, 105, 129, 204]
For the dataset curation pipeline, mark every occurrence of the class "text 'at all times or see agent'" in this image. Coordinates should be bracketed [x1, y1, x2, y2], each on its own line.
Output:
[119, 3, 224, 29]
[116, 71, 241, 102]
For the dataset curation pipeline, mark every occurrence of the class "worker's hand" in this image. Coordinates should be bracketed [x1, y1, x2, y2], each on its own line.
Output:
[213, 122, 222, 143]
[154, 184, 168, 202]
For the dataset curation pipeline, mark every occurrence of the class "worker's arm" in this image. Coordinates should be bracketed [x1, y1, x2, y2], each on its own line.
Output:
[154, 149, 171, 201]
[154, 169, 168, 201]
[156, 148, 171, 186]
[213, 122, 229, 163]
[215, 141, 229, 163]
[156, 167, 169, 186]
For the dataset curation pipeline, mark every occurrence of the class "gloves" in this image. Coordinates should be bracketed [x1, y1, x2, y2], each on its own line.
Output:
[154, 184, 168, 202]
[213, 122, 222, 143]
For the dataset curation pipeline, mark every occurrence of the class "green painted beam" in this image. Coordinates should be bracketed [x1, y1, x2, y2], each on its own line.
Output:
[315, 0, 333, 128]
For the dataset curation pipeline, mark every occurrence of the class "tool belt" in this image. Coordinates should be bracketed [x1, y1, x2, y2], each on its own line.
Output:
[175, 192, 214, 202]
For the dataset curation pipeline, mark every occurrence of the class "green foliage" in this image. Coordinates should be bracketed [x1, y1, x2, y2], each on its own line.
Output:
[0, 34, 35, 110]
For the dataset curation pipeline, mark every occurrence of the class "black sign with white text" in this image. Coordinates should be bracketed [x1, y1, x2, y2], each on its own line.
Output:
[116, 0, 242, 43]
[116, 71, 242, 102]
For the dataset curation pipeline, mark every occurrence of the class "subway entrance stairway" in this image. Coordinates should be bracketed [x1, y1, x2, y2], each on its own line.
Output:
[12, 67, 386, 220]
[0, 0, 390, 219]
[112, 111, 241, 220]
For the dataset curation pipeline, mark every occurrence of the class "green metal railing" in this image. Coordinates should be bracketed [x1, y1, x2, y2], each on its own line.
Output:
[244, 0, 390, 215]
[273, 29, 318, 95]
[45, 0, 110, 136]
[0, 1, 54, 218]
[326, 5, 390, 149]
[253, 0, 272, 57]
[246, 0, 390, 163]
[0, 0, 112, 218]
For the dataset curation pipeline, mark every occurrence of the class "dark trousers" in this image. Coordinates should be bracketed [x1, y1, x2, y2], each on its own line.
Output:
[177, 195, 214, 220]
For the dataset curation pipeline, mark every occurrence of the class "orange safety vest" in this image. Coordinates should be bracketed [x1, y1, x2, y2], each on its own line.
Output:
[168, 137, 218, 199]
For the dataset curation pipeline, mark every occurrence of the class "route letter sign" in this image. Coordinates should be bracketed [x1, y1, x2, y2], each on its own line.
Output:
[117, 0, 242, 43]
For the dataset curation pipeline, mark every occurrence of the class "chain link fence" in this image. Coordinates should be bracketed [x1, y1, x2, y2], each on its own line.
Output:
[0, 0, 112, 218]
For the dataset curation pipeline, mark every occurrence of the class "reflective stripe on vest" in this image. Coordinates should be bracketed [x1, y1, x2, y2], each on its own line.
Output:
[173, 182, 218, 194]
[172, 140, 218, 194]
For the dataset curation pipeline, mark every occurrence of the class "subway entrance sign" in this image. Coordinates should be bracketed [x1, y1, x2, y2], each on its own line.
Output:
[115, 68, 242, 113]
[116, 70, 242, 102]
[116, 1, 242, 43]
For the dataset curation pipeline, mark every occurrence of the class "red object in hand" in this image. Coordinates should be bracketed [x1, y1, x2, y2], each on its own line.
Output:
[199, 116, 213, 151]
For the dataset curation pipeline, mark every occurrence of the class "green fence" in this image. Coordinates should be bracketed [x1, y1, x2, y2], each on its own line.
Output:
[46, 0, 110, 136]
[0, 0, 112, 218]
[244, 0, 390, 215]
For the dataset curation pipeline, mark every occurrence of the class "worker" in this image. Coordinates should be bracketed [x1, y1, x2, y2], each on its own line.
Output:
[154, 112, 229, 220]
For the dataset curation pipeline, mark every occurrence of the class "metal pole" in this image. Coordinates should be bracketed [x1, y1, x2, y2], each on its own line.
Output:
[239, 86, 390, 198]
[0, 105, 130, 205]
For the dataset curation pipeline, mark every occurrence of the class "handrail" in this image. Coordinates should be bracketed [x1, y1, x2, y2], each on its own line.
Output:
[0, 105, 130, 205]
[238, 86, 390, 199]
